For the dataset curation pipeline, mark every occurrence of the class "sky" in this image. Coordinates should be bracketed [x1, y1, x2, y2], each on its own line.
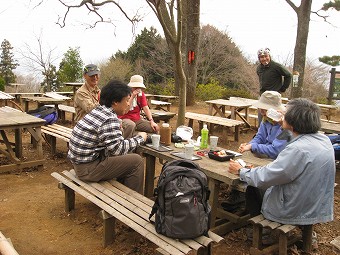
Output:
[0, 0, 339, 76]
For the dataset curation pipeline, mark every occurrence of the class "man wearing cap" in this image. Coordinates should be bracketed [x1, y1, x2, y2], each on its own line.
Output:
[256, 48, 292, 95]
[74, 64, 101, 122]
[119, 75, 159, 138]
[238, 91, 287, 159]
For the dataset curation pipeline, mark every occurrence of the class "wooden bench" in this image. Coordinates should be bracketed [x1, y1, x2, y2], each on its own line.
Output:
[249, 214, 313, 255]
[185, 112, 244, 142]
[41, 124, 72, 155]
[51, 170, 224, 254]
[58, 104, 76, 124]
[150, 100, 171, 112]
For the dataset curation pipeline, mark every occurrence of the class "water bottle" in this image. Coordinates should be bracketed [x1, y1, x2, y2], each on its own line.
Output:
[200, 124, 209, 149]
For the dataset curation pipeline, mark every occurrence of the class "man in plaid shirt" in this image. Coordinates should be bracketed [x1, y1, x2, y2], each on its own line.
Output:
[68, 80, 147, 194]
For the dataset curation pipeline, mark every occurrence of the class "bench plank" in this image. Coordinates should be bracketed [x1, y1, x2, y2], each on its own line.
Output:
[52, 172, 187, 254]
[51, 170, 223, 254]
[185, 112, 244, 141]
[41, 124, 72, 154]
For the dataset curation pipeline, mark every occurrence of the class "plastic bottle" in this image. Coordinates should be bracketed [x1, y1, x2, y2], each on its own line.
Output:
[200, 124, 209, 149]
[160, 123, 171, 146]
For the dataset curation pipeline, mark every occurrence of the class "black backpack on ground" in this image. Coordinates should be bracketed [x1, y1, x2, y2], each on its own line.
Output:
[149, 159, 211, 239]
[28, 106, 58, 125]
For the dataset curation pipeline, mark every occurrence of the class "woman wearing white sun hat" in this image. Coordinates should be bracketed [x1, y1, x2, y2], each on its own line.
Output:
[118, 75, 160, 138]
[238, 91, 287, 160]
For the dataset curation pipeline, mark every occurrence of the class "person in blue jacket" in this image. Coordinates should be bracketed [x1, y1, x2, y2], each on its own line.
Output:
[238, 91, 287, 159]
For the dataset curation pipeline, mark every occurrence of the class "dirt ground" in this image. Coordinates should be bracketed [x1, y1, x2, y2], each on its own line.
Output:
[0, 102, 339, 255]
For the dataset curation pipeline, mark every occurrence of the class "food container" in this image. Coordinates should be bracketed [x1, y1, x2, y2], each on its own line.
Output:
[208, 150, 235, 162]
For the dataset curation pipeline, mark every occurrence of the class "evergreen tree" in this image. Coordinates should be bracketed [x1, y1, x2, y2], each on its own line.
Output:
[58, 47, 84, 84]
[41, 65, 59, 92]
[0, 39, 19, 85]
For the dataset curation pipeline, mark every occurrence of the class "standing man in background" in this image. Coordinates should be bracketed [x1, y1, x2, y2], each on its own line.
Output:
[256, 48, 292, 123]
[74, 64, 101, 122]
[257, 48, 292, 95]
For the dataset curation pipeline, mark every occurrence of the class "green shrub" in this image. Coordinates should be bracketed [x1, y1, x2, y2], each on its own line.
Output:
[195, 80, 226, 101]
[161, 78, 175, 95]
[221, 88, 255, 99]
[145, 79, 175, 95]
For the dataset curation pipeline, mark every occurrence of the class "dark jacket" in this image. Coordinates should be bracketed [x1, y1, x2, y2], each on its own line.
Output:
[256, 60, 292, 94]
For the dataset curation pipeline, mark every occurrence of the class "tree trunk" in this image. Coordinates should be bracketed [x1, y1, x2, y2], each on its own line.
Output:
[290, 0, 312, 99]
[185, 0, 200, 106]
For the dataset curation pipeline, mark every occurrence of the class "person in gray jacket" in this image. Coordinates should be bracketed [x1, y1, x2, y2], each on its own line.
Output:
[229, 98, 335, 225]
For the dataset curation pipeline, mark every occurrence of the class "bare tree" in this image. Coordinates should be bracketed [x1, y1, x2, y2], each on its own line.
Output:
[55, 0, 200, 126]
[286, 0, 338, 99]
[18, 34, 60, 91]
[286, 0, 312, 99]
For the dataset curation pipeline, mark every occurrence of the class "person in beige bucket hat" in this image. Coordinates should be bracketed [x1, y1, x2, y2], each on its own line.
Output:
[223, 91, 289, 211]
[119, 75, 159, 138]
[238, 91, 287, 160]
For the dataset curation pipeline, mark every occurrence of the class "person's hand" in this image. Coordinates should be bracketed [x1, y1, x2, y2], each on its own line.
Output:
[150, 120, 160, 132]
[132, 89, 140, 98]
[228, 159, 242, 175]
[238, 143, 251, 153]
[138, 132, 147, 141]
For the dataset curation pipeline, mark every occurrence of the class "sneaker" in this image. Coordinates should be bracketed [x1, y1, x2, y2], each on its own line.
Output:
[312, 231, 318, 250]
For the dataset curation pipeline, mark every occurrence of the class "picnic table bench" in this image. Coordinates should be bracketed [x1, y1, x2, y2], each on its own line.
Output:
[248, 214, 313, 255]
[41, 124, 72, 155]
[58, 104, 76, 124]
[185, 112, 244, 141]
[51, 170, 224, 254]
[150, 100, 172, 111]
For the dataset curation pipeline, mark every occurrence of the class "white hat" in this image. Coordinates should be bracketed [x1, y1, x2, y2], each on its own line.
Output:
[128, 75, 146, 89]
[253, 91, 285, 111]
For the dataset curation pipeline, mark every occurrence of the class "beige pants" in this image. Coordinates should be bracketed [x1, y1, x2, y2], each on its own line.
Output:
[73, 153, 144, 194]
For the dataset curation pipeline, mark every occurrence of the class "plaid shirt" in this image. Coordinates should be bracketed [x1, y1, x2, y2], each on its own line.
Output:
[68, 105, 144, 164]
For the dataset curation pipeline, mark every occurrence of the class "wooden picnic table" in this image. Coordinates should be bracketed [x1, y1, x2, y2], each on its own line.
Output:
[64, 82, 83, 95]
[0, 107, 46, 173]
[44, 92, 72, 100]
[136, 143, 272, 236]
[21, 96, 66, 112]
[145, 94, 178, 102]
[206, 98, 253, 127]
[0, 91, 15, 107]
[321, 120, 340, 134]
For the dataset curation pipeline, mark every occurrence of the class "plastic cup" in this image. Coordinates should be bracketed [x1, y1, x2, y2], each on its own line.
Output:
[209, 136, 218, 150]
[151, 134, 160, 148]
[184, 144, 194, 160]
[266, 108, 283, 122]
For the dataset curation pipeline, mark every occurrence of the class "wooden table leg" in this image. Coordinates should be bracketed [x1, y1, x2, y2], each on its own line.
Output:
[208, 178, 220, 228]
[144, 154, 156, 197]
[14, 128, 22, 158]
